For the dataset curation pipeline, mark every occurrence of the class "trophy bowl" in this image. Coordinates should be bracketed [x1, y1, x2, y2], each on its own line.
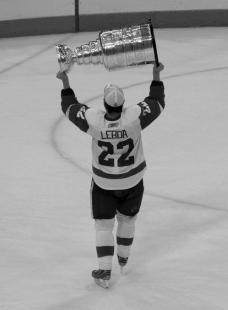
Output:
[56, 21, 159, 72]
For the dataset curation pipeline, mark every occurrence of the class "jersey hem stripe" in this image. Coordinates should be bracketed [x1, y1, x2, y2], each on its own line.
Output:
[92, 161, 146, 179]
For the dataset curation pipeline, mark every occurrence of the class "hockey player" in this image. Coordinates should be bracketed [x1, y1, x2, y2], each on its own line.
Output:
[57, 62, 165, 288]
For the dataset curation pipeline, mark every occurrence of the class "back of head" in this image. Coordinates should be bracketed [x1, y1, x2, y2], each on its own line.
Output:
[104, 84, 125, 108]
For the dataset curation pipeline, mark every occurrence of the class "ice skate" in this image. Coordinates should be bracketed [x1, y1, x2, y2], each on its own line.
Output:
[92, 269, 111, 288]
[117, 255, 128, 274]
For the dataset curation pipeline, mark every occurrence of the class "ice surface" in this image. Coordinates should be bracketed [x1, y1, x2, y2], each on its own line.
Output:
[0, 28, 228, 310]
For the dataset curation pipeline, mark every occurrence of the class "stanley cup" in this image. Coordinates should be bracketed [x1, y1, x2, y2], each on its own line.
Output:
[56, 22, 159, 72]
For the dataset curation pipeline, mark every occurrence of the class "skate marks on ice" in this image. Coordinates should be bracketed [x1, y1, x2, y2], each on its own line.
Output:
[46, 203, 228, 310]
[132, 202, 228, 309]
[46, 267, 153, 310]
[46, 272, 131, 310]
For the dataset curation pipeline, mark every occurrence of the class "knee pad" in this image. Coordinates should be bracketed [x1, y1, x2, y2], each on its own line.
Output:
[116, 211, 137, 224]
[95, 218, 115, 232]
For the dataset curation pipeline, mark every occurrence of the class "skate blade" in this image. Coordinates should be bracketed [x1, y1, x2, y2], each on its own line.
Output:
[94, 278, 110, 289]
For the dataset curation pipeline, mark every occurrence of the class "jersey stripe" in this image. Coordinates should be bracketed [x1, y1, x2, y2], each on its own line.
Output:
[92, 161, 146, 179]
[116, 236, 134, 246]
[65, 104, 74, 118]
[96, 246, 114, 257]
[158, 101, 164, 112]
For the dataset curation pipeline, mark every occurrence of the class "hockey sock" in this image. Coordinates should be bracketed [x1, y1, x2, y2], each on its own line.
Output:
[116, 212, 137, 259]
[95, 218, 115, 270]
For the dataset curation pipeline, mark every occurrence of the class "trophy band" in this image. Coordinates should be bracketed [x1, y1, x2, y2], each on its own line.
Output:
[56, 22, 159, 72]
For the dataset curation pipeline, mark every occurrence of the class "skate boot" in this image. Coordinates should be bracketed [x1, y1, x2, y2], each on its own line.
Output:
[117, 255, 128, 274]
[92, 269, 111, 288]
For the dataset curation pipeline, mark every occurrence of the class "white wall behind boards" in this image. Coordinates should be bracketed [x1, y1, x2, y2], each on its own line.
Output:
[0, 0, 228, 37]
[1, 0, 228, 21]
[0, 0, 74, 21]
[80, 0, 228, 14]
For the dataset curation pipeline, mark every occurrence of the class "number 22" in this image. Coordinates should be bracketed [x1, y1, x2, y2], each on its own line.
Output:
[98, 138, 134, 167]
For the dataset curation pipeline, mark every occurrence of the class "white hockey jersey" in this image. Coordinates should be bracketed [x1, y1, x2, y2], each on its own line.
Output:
[61, 81, 165, 190]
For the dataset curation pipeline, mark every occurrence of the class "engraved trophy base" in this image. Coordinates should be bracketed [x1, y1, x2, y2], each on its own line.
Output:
[56, 21, 159, 72]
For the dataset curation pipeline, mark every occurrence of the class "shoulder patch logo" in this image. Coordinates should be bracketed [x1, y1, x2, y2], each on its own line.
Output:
[77, 106, 87, 119]
[140, 102, 151, 115]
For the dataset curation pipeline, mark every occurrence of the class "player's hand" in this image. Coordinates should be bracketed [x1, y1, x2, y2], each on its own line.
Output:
[153, 62, 164, 81]
[153, 62, 164, 73]
[56, 71, 68, 80]
[56, 70, 70, 89]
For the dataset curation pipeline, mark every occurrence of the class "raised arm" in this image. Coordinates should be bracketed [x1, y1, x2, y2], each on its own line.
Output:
[138, 63, 165, 130]
[56, 71, 90, 133]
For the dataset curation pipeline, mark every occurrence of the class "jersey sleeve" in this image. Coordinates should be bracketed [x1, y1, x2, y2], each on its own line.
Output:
[61, 88, 90, 133]
[138, 80, 165, 130]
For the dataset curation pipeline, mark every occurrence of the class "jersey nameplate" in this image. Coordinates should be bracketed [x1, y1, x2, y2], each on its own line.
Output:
[101, 130, 128, 140]
[140, 101, 151, 115]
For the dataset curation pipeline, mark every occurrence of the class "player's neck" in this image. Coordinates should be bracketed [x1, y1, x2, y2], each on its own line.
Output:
[105, 112, 121, 121]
